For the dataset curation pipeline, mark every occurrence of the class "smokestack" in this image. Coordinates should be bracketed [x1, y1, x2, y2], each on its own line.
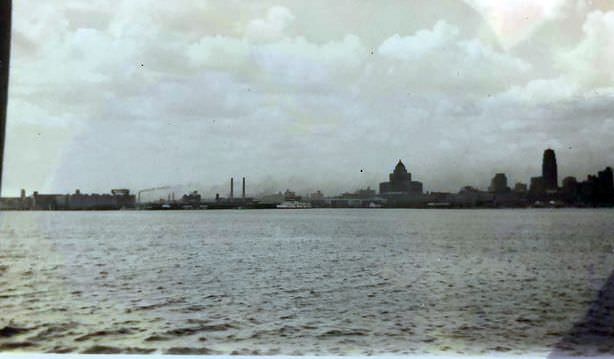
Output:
[242, 177, 246, 199]
[230, 177, 234, 199]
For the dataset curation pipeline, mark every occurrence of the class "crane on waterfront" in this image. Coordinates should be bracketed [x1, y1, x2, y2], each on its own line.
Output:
[137, 186, 171, 204]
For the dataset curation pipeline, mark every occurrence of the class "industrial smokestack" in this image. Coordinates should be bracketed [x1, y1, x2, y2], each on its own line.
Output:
[242, 177, 245, 199]
[230, 177, 234, 199]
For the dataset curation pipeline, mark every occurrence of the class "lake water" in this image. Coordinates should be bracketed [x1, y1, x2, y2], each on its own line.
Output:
[1, 209, 614, 355]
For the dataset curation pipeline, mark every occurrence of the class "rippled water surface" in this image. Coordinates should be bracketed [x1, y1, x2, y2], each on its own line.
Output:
[1, 209, 614, 355]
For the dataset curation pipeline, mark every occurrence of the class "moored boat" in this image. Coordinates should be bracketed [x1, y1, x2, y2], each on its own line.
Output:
[276, 200, 312, 209]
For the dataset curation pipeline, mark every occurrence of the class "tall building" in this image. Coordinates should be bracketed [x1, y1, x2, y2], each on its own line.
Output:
[561, 176, 579, 202]
[576, 167, 614, 205]
[562, 176, 578, 192]
[597, 167, 614, 201]
[530, 176, 545, 196]
[379, 160, 423, 195]
[542, 148, 558, 191]
[489, 173, 510, 193]
[513, 182, 527, 193]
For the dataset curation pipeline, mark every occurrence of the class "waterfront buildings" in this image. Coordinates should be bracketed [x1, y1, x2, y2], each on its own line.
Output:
[561, 176, 579, 203]
[454, 186, 494, 207]
[2, 149, 612, 211]
[372, 150, 611, 208]
[530, 176, 546, 197]
[514, 182, 528, 193]
[524, 149, 613, 206]
[259, 192, 285, 204]
[377, 160, 425, 207]
[181, 191, 202, 208]
[542, 149, 558, 191]
[340, 187, 376, 199]
[379, 160, 423, 195]
[328, 187, 383, 208]
[0, 189, 136, 210]
[489, 173, 511, 193]
[309, 190, 324, 200]
[576, 167, 614, 206]
[529, 149, 559, 197]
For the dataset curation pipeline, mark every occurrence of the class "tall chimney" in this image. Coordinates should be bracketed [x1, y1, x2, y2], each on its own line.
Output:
[242, 177, 246, 199]
[230, 177, 234, 199]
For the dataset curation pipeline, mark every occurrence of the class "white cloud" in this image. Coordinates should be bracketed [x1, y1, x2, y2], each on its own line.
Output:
[3, 0, 614, 196]
[499, 77, 580, 104]
[187, 36, 250, 69]
[252, 34, 366, 90]
[463, 0, 574, 49]
[558, 10, 614, 87]
[378, 20, 460, 60]
[375, 20, 531, 94]
[245, 6, 295, 42]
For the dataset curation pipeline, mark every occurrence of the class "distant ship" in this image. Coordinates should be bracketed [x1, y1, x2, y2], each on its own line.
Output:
[276, 201, 312, 209]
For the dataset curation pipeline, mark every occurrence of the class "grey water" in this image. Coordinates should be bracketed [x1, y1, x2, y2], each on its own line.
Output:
[1, 209, 614, 355]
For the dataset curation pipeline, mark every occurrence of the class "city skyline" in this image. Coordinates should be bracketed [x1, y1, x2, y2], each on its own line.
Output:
[4, 148, 613, 203]
[3, 147, 612, 210]
[2, 1, 614, 196]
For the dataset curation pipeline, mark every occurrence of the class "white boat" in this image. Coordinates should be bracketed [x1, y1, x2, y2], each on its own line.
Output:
[427, 202, 451, 208]
[276, 201, 312, 209]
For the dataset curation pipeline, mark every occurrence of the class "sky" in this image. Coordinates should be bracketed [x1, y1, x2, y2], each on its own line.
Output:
[3, 0, 614, 198]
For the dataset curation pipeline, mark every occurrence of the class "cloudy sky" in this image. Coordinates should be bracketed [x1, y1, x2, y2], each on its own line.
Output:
[3, 0, 614, 197]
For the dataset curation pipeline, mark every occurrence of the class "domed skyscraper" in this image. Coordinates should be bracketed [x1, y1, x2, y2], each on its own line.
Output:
[379, 160, 423, 195]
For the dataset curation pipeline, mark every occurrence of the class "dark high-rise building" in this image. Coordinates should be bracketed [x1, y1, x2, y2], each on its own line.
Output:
[577, 167, 613, 205]
[598, 167, 613, 189]
[513, 182, 527, 193]
[597, 167, 614, 202]
[379, 160, 423, 195]
[542, 148, 558, 191]
[562, 176, 578, 192]
[561, 176, 579, 203]
[489, 173, 510, 193]
[530, 176, 545, 196]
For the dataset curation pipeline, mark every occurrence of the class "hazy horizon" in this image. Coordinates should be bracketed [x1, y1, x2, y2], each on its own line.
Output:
[3, 0, 614, 197]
